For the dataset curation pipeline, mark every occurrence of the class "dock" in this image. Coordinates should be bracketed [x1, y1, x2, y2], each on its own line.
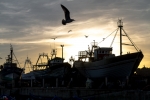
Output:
[1, 87, 150, 100]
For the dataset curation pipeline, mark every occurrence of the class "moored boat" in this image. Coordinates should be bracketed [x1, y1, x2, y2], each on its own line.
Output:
[0, 45, 23, 83]
[73, 20, 144, 80]
[21, 48, 72, 87]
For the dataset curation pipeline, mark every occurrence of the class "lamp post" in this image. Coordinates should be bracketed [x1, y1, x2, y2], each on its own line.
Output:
[60, 45, 64, 60]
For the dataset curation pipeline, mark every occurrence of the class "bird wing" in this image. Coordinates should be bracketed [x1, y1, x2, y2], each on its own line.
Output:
[51, 37, 57, 40]
[61, 4, 71, 20]
[68, 30, 72, 33]
[85, 35, 88, 38]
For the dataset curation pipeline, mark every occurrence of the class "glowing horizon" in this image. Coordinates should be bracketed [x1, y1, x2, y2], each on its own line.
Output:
[0, 0, 149, 73]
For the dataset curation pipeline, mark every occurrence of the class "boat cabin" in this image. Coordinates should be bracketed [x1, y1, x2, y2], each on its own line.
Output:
[4, 55, 17, 68]
[94, 47, 113, 60]
[48, 57, 64, 66]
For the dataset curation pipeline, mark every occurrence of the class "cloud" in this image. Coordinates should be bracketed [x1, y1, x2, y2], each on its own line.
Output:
[0, 0, 149, 68]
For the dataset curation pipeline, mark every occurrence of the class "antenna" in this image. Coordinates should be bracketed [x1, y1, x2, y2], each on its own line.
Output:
[60, 45, 64, 60]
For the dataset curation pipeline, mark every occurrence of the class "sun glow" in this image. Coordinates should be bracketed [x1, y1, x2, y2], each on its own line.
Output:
[38, 26, 140, 65]
[59, 28, 119, 60]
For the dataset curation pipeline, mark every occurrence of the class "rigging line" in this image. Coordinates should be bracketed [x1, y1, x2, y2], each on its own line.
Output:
[27, 63, 31, 72]
[122, 28, 139, 51]
[110, 28, 119, 47]
[13, 52, 21, 68]
[98, 28, 119, 44]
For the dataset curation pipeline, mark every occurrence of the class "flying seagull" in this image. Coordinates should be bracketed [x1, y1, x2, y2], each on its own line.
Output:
[51, 37, 57, 40]
[103, 38, 105, 41]
[85, 35, 88, 38]
[68, 30, 72, 33]
[61, 4, 75, 25]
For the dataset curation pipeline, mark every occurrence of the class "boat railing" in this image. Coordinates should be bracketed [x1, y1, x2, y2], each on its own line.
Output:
[78, 51, 88, 57]
[39, 53, 48, 57]
[37, 62, 48, 65]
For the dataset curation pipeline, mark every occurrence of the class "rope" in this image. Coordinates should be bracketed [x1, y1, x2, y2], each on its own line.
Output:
[13, 52, 21, 68]
[110, 28, 119, 47]
[122, 28, 140, 51]
[98, 28, 119, 44]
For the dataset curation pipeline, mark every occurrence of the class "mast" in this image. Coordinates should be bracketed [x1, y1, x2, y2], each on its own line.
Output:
[10, 44, 13, 66]
[60, 45, 64, 61]
[117, 19, 123, 55]
[51, 49, 57, 59]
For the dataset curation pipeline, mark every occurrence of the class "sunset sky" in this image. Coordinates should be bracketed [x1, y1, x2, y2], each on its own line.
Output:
[0, 0, 149, 73]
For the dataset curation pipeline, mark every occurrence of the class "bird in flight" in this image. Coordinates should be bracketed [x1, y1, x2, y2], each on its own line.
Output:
[103, 38, 105, 41]
[51, 37, 57, 40]
[85, 35, 88, 38]
[61, 4, 75, 25]
[68, 30, 72, 33]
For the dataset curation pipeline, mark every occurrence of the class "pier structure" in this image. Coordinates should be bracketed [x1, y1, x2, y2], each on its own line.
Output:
[1, 87, 150, 100]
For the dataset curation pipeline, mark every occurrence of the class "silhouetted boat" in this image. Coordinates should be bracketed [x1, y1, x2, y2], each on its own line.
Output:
[0, 45, 23, 82]
[22, 49, 71, 82]
[74, 20, 144, 80]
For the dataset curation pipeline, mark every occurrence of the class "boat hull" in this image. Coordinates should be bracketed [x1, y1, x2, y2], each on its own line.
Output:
[25, 63, 72, 79]
[74, 51, 143, 80]
[2, 73, 19, 81]
[0, 67, 23, 81]
[44, 62, 71, 78]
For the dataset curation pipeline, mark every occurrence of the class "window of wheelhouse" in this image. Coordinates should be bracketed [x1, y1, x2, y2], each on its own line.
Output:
[109, 51, 112, 54]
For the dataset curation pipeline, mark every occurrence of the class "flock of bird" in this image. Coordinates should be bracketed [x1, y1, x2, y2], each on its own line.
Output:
[51, 4, 75, 40]
[51, 4, 109, 48]
[51, 4, 88, 40]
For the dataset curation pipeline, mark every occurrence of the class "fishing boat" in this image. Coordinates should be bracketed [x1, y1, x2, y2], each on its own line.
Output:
[21, 48, 71, 87]
[31, 49, 71, 78]
[0, 45, 23, 82]
[73, 20, 144, 80]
